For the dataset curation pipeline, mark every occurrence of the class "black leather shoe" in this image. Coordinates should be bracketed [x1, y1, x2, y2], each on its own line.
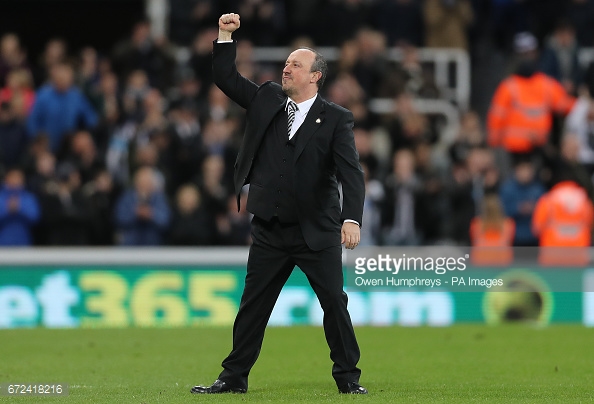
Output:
[338, 382, 368, 394]
[190, 379, 246, 394]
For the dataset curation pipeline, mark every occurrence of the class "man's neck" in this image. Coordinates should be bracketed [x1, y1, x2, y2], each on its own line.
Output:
[288, 91, 318, 105]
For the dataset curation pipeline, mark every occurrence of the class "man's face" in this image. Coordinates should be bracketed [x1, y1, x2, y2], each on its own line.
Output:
[282, 49, 317, 97]
[51, 65, 74, 92]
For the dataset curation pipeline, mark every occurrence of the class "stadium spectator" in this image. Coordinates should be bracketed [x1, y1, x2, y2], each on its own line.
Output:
[34, 38, 68, 86]
[168, 101, 203, 190]
[423, 0, 474, 51]
[38, 162, 92, 245]
[27, 63, 99, 153]
[360, 162, 384, 246]
[91, 72, 121, 155]
[487, 32, 576, 158]
[372, 0, 424, 47]
[467, 146, 497, 208]
[354, 128, 380, 180]
[114, 166, 171, 246]
[566, 0, 594, 47]
[0, 33, 30, 87]
[170, 68, 201, 109]
[550, 134, 594, 201]
[325, 73, 371, 128]
[21, 134, 52, 183]
[499, 158, 545, 246]
[381, 148, 420, 245]
[77, 47, 102, 104]
[446, 162, 475, 245]
[0, 100, 28, 169]
[168, 183, 216, 245]
[449, 110, 486, 166]
[196, 154, 230, 215]
[122, 69, 151, 122]
[414, 141, 447, 243]
[532, 168, 594, 265]
[527, 0, 567, 46]
[83, 169, 118, 245]
[0, 168, 40, 246]
[27, 151, 55, 196]
[386, 92, 436, 152]
[199, 83, 243, 128]
[189, 28, 219, 100]
[215, 192, 251, 246]
[564, 95, 594, 174]
[0, 69, 36, 117]
[326, 40, 358, 86]
[351, 28, 389, 99]
[469, 193, 515, 265]
[111, 19, 176, 92]
[135, 89, 169, 146]
[539, 20, 583, 95]
[67, 130, 103, 186]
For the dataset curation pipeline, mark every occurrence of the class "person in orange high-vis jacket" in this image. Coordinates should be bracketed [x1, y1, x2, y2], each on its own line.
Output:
[532, 174, 594, 266]
[470, 194, 516, 266]
[487, 32, 576, 154]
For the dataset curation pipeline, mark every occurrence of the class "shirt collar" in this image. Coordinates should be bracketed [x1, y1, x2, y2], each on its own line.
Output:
[286, 93, 317, 115]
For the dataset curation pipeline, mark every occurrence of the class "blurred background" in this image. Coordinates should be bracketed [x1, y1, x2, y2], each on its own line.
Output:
[0, 0, 593, 248]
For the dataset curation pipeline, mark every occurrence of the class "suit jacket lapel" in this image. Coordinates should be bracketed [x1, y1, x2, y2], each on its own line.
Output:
[294, 96, 326, 161]
[253, 92, 286, 148]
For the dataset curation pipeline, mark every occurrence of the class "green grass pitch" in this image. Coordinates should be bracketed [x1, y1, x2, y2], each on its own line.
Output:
[1, 325, 593, 403]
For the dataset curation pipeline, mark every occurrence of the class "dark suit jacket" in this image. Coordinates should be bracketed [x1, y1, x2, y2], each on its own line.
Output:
[212, 41, 365, 250]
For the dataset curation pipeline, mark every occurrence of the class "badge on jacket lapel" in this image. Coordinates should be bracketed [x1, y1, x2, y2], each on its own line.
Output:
[316, 118, 321, 123]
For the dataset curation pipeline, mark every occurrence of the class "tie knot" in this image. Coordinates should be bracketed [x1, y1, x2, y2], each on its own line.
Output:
[288, 101, 298, 113]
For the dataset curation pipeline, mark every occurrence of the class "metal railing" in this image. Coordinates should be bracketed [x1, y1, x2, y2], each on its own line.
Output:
[252, 47, 471, 111]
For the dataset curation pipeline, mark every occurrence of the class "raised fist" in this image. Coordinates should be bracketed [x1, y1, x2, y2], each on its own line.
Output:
[219, 13, 240, 33]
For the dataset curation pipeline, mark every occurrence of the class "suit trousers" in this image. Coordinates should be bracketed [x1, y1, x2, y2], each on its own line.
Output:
[218, 216, 361, 390]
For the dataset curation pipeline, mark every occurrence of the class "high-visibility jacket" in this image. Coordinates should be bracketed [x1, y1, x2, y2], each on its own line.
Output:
[532, 181, 594, 266]
[470, 217, 515, 266]
[488, 73, 575, 153]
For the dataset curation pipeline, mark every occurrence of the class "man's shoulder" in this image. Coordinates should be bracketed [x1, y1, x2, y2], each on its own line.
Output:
[257, 80, 282, 94]
[322, 99, 352, 117]
[35, 85, 54, 99]
[249, 81, 283, 104]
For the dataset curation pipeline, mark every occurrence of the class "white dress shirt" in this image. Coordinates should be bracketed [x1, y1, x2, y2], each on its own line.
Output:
[286, 94, 317, 139]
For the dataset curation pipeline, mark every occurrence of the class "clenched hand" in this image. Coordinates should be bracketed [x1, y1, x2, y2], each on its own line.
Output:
[341, 222, 360, 250]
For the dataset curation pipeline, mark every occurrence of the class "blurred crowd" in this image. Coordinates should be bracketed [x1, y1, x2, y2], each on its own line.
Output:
[1, 0, 594, 247]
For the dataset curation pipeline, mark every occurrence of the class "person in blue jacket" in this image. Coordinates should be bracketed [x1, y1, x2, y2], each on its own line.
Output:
[27, 63, 98, 152]
[499, 158, 545, 246]
[114, 166, 171, 246]
[0, 168, 40, 245]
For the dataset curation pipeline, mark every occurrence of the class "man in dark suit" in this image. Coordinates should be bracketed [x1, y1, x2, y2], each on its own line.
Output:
[191, 13, 367, 395]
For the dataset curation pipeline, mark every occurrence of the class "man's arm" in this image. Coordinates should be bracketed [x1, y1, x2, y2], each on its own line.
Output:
[212, 13, 259, 109]
[333, 110, 365, 249]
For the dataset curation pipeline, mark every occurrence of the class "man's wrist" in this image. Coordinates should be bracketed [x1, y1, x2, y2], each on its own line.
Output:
[218, 30, 232, 42]
[344, 219, 360, 227]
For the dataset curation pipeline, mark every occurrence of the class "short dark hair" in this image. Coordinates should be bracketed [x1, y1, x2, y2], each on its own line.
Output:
[300, 47, 327, 89]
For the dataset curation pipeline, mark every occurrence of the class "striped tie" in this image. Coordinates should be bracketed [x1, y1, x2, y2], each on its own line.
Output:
[287, 101, 297, 138]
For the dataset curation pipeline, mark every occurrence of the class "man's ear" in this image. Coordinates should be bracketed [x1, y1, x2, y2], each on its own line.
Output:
[311, 71, 321, 84]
